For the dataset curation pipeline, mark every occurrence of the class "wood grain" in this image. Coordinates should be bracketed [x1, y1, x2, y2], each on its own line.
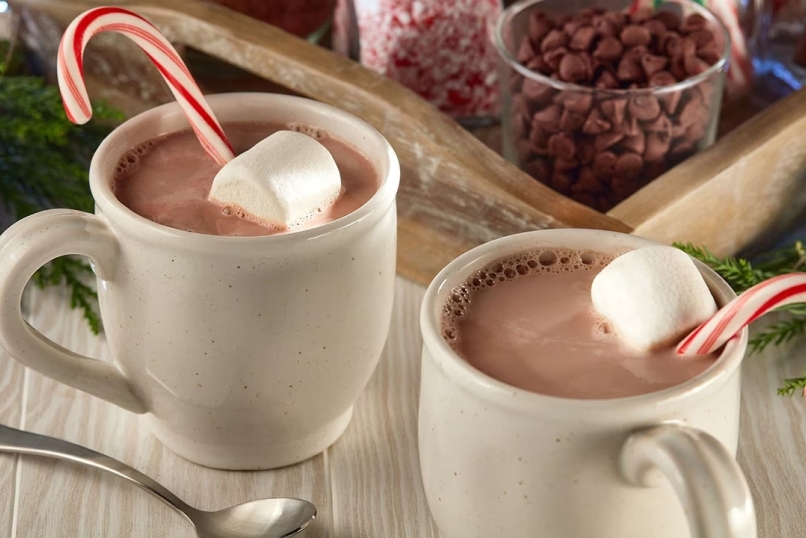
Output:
[328, 279, 437, 538]
[737, 317, 806, 538]
[0, 301, 24, 538]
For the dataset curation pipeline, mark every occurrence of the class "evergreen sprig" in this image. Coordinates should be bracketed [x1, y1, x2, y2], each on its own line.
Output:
[675, 242, 806, 396]
[1, 40, 123, 333]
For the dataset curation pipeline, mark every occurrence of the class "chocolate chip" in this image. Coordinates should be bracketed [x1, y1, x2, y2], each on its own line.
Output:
[593, 16, 619, 38]
[575, 167, 603, 194]
[554, 157, 580, 171]
[595, 132, 624, 151]
[593, 36, 624, 62]
[577, 139, 596, 164]
[529, 12, 555, 44]
[681, 37, 697, 57]
[642, 19, 667, 37]
[615, 117, 641, 136]
[678, 100, 702, 127]
[689, 29, 715, 48]
[548, 133, 577, 160]
[684, 55, 710, 76]
[624, 45, 650, 61]
[571, 26, 598, 51]
[648, 70, 677, 87]
[551, 170, 575, 194]
[533, 104, 563, 132]
[645, 132, 671, 161]
[528, 124, 550, 152]
[526, 54, 552, 74]
[522, 78, 554, 105]
[524, 158, 551, 181]
[563, 18, 586, 37]
[664, 34, 682, 57]
[596, 70, 620, 89]
[641, 54, 669, 77]
[559, 53, 590, 82]
[593, 151, 617, 178]
[559, 109, 586, 131]
[582, 108, 611, 134]
[621, 132, 646, 154]
[615, 152, 644, 180]
[617, 57, 644, 82]
[518, 38, 537, 64]
[541, 29, 568, 53]
[559, 92, 594, 113]
[645, 114, 672, 135]
[681, 13, 708, 34]
[670, 56, 687, 80]
[628, 96, 661, 121]
[545, 47, 569, 72]
[697, 41, 722, 64]
[659, 91, 682, 114]
[653, 10, 681, 31]
[621, 25, 652, 47]
[600, 98, 627, 125]
[630, 7, 655, 24]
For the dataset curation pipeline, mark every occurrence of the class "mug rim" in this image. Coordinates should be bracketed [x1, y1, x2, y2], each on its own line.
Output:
[420, 229, 748, 414]
[90, 93, 400, 246]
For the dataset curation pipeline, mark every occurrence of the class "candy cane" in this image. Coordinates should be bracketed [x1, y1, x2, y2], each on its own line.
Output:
[57, 6, 234, 165]
[677, 273, 806, 356]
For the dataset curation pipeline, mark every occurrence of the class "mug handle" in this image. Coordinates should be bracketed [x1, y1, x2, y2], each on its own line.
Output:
[620, 424, 757, 538]
[0, 209, 147, 414]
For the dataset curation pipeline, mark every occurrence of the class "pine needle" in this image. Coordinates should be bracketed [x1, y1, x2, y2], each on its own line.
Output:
[778, 376, 806, 397]
[1, 39, 122, 334]
[675, 242, 806, 397]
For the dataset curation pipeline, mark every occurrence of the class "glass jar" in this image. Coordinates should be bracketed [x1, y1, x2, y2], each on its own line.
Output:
[495, 0, 729, 212]
[334, 0, 503, 124]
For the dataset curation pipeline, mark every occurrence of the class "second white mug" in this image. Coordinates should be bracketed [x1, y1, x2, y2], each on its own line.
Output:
[418, 229, 755, 538]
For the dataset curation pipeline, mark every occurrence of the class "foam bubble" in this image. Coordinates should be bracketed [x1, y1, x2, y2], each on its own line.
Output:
[440, 248, 616, 350]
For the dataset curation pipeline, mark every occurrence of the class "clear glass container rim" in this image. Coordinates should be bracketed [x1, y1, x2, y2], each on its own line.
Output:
[494, 0, 732, 97]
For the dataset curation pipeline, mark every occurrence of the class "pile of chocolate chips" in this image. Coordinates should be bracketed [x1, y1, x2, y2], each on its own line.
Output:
[509, 6, 722, 212]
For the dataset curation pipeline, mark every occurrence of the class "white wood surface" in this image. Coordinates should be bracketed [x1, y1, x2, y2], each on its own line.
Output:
[0, 278, 805, 537]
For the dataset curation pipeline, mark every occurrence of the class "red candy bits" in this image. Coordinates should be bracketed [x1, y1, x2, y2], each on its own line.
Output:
[337, 0, 502, 119]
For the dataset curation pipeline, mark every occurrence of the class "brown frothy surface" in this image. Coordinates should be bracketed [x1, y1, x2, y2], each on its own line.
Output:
[441, 248, 718, 399]
[113, 122, 379, 236]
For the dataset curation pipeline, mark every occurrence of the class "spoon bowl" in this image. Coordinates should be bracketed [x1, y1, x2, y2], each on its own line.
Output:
[0, 423, 316, 538]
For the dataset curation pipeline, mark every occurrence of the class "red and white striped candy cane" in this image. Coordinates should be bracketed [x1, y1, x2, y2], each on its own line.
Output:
[677, 273, 806, 356]
[57, 6, 234, 165]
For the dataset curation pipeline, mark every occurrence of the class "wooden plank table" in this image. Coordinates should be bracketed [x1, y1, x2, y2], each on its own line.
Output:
[0, 278, 805, 537]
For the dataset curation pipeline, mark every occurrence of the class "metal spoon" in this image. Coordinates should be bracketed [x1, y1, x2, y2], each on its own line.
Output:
[0, 423, 316, 538]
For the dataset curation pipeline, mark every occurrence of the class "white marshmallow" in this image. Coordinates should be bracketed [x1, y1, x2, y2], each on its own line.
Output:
[208, 130, 341, 229]
[591, 246, 717, 351]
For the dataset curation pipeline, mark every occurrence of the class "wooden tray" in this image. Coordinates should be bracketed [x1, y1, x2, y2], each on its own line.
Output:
[14, 0, 806, 285]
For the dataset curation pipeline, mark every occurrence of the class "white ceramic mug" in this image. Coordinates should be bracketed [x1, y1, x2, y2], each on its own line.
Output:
[418, 229, 756, 538]
[0, 93, 399, 470]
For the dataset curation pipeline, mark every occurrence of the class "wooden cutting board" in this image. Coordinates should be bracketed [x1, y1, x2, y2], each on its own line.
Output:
[14, 0, 806, 285]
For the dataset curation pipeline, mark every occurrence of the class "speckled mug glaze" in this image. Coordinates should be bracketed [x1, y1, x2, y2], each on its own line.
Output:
[419, 230, 756, 538]
[0, 93, 399, 469]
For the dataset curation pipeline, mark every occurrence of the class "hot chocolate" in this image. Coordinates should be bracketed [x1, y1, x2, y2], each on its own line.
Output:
[441, 247, 718, 399]
[112, 122, 378, 236]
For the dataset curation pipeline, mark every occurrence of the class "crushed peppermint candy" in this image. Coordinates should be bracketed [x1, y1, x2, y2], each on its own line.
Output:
[336, 0, 502, 119]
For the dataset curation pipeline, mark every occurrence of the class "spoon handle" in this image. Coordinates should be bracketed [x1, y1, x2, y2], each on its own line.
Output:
[0, 423, 194, 519]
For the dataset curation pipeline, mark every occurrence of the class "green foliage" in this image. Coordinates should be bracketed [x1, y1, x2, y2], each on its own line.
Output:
[778, 376, 806, 397]
[675, 242, 806, 396]
[1, 40, 123, 333]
